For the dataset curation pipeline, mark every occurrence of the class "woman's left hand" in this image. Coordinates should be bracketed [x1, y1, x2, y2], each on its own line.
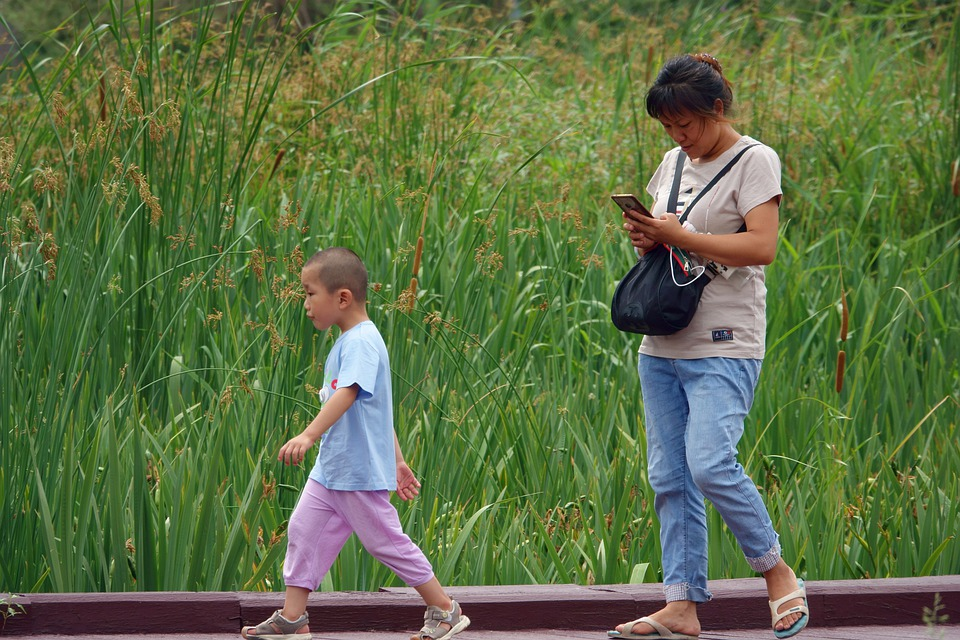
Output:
[624, 211, 685, 251]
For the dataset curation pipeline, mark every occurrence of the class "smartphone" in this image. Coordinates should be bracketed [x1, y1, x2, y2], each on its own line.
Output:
[611, 194, 654, 218]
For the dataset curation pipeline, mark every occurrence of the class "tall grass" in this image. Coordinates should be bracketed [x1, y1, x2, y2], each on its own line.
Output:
[1, 0, 957, 593]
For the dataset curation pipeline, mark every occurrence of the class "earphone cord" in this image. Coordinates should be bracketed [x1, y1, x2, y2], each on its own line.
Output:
[669, 246, 707, 287]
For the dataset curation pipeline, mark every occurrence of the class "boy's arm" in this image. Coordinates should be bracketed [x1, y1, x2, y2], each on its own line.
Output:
[394, 432, 421, 502]
[278, 384, 359, 466]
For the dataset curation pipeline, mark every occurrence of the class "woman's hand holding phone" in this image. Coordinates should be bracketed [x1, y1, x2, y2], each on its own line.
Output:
[612, 194, 658, 252]
[611, 194, 654, 221]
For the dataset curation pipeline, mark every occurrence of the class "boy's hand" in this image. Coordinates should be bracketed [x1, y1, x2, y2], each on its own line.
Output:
[278, 433, 316, 466]
[396, 461, 421, 501]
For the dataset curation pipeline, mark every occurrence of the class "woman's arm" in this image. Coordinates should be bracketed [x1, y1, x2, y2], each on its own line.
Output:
[625, 197, 779, 267]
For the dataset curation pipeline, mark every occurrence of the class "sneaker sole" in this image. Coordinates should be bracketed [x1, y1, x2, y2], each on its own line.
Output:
[241, 628, 311, 640]
[431, 615, 471, 640]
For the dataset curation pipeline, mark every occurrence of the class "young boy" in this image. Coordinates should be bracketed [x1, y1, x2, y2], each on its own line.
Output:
[242, 247, 470, 640]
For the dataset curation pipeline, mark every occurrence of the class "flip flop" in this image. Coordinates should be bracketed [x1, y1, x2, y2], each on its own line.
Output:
[770, 578, 810, 639]
[607, 616, 699, 639]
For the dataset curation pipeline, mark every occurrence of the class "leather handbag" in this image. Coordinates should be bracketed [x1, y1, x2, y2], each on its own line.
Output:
[611, 144, 757, 335]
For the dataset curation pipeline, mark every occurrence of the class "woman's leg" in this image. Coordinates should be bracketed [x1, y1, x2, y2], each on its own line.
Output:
[679, 358, 780, 568]
[614, 356, 706, 638]
[679, 358, 807, 632]
[639, 354, 712, 604]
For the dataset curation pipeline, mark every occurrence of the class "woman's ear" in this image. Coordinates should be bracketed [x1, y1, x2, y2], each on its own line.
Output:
[714, 98, 725, 116]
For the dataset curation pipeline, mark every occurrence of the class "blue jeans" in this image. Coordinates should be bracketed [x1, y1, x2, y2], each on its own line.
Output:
[639, 355, 781, 603]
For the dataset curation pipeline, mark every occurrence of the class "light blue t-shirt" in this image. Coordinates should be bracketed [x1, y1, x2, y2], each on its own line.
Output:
[308, 321, 396, 491]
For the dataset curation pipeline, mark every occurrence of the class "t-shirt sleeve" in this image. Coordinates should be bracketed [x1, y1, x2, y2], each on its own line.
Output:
[334, 335, 379, 398]
[736, 145, 782, 215]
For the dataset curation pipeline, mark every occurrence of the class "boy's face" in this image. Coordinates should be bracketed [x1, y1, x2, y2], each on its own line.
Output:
[301, 265, 342, 331]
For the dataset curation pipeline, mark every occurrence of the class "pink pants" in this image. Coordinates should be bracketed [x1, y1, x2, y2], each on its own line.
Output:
[282, 479, 435, 590]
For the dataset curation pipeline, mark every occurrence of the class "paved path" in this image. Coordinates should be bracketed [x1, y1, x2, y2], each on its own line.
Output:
[26, 628, 960, 640]
[5, 576, 958, 638]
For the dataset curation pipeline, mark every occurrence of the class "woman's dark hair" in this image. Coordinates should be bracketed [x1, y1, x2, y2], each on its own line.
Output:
[646, 53, 735, 122]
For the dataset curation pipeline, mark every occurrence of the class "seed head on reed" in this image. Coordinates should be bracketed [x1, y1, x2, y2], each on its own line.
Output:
[107, 274, 123, 294]
[123, 163, 162, 224]
[204, 309, 223, 327]
[147, 101, 181, 143]
[474, 239, 503, 277]
[406, 277, 418, 312]
[260, 475, 277, 501]
[835, 350, 846, 394]
[33, 162, 64, 194]
[250, 247, 272, 282]
[277, 199, 305, 232]
[268, 149, 286, 180]
[114, 69, 143, 118]
[166, 227, 196, 250]
[52, 91, 67, 128]
[284, 245, 305, 274]
[390, 286, 415, 311]
[212, 264, 235, 290]
[835, 287, 849, 392]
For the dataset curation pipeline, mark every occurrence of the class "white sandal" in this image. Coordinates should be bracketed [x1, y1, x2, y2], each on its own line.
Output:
[770, 578, 810, 638]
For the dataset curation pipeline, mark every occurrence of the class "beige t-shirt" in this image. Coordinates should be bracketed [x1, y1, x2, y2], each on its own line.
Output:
[640, 136, 782, 360]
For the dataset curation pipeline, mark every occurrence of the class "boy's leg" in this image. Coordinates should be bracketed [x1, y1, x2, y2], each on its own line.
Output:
[332, 490, 470, 636]
[411, 577, 470, 640]
[243, 481, 353, 638]
[281, 480, 353, 616]
[333, 489, 437, 588]
[413, 576, 452, 609]
[280, 587, 310, 623]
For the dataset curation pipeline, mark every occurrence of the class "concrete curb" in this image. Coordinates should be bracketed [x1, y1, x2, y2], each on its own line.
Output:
[3, 576, 959, 635]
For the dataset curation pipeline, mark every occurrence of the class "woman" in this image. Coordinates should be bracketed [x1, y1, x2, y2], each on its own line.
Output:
[609, 53, 809, 640]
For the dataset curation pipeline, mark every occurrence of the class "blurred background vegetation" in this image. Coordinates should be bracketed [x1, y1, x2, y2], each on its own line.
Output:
[1, 0, 958, 594]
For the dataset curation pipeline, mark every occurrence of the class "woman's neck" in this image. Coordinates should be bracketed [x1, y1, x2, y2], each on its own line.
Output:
[695, 126, 741, 164]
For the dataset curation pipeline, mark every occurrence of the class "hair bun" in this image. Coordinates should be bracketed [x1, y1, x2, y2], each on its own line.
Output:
[692, 52, 723, 74]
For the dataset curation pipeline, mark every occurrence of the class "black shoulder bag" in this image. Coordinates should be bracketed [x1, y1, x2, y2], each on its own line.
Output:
[611, 144, 757, 335]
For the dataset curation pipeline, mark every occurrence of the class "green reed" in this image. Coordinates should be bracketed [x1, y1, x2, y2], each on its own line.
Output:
[1, 0, 957, 594]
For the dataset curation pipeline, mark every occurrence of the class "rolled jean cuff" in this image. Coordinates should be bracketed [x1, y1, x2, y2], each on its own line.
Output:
[664, 582, 712, 603]
[746, 543, 782, 574]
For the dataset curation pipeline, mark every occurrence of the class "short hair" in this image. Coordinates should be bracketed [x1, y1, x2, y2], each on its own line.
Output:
[304, 247, 368, 303]
[646, 53, 735, 122]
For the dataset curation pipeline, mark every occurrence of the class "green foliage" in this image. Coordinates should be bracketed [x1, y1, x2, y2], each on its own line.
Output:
[1, 0, 958, 593]
[0, 593, 25, 630]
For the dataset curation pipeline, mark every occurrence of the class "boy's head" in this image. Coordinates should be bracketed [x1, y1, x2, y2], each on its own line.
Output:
[301, 247, 368, 331]
[303, 247, 368, 301]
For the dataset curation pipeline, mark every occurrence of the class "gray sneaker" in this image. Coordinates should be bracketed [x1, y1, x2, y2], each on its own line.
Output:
[241, 609, 311, 640]
[412, 599, 470, 640]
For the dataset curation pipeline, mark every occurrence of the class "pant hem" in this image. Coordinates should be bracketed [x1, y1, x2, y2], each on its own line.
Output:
[664, 582, 712, 603]
[746, 543, 782, 574]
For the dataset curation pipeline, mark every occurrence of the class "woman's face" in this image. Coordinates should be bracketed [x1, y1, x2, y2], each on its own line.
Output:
[657, 110, 724, 161]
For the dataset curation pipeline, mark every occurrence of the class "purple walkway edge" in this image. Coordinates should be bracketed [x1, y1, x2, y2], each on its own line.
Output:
[2, 576, 958, 636]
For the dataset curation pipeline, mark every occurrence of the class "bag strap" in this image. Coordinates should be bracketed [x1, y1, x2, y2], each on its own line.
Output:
[676, 143, 759, 225]
[666, 151, 686, 217]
